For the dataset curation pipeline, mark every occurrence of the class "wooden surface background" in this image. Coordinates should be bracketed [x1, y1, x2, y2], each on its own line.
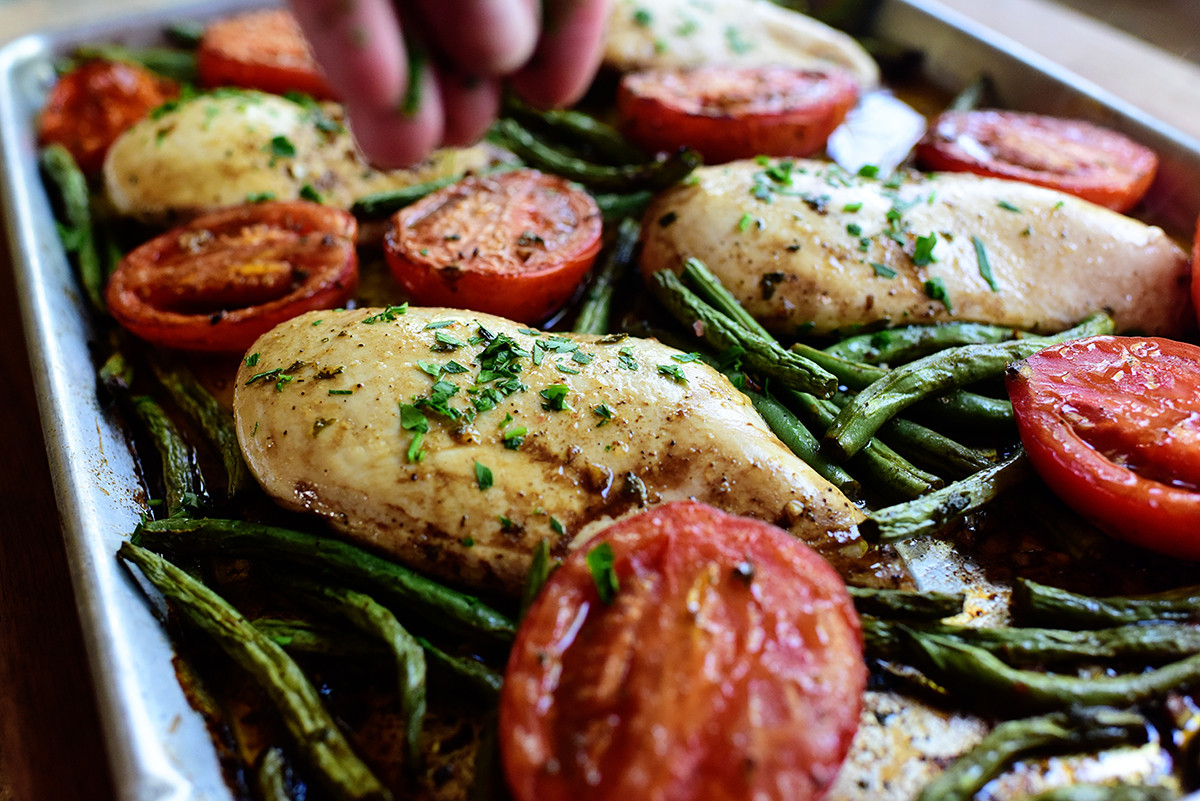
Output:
[1, 0, 1198, 799]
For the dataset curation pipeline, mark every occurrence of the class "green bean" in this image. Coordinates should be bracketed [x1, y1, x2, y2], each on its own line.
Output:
[676, 257, 1013, 430]
[782, 389, 941, 500]
[573, 216, 640, 335]
[130, 394, 203, 518]
[824, 312, 1113, 458]
[503, 98, 647, 165]
[520, 538, 552, 621]
[1012, 579, 1200, 629]
[71, 43, 197, 82]
[877, 416, 998, 478]
[649, 270, 837, 397]
[915, 708, 1149, 801]
[902, 629, 1200, 715]
[1021, 784, 1176, 801]
[679, 257, 773, 340]
[824, 321, 1018, 364]
[861, 450, 1031, 543]
[133, 517, 517, 645]
[117, 543, 391, 801]
[417, 638, 503, 701]
[254, 618, 386, 659]
[488, 118, 701, 192]
[863, 617, 1200, 665]
[40, 144, 105, 313]
[847, 587, 964, 620]
[741, 386, 859, 497]
[149, 353, 251, 500]
[281, 575, 426, 771]
[254, 618, 502, 699]
[164, 19, 207, 48]
[350, 164, 517, 218]
[593, 189, 654, 221]
[255, 748, 295, 801]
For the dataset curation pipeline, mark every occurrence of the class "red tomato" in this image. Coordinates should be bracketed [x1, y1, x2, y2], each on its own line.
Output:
[616, 65, 859, 164]
[196, 9, 336, 100]
[1006, 335, 1200, 560]
[383, 169, 602, 324]
[1192, 212, 1200, 330]
[915, 109, 1158, 213]
[500, 501, 866, 801]
[37, 59, 178, 176]
[106, 201, 358, 353]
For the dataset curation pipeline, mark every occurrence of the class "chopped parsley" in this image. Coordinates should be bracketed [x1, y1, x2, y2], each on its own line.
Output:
[267, 135, 295, 160]
[870, 262, 897, 279]
[474, 461, 493, 490]
[912, 232, 938, 266]
[617, 347, 639, 371]
[539, 384, 571, 411]
[586, 542, 619, 603]
[399, 403, 429, 462]
[924, 277, 953, 312]
[245, 352, 260, 367]
[502, 426, 527, 450]
[361, 304, 408, 324]
[972, 235, 1000, 291]
[550, 516, 566, 536]
[433, 330, 467, 351]
[657, 364, 688, 383]
[997, 199, 1022, 212]
[592, 404, 614, 426]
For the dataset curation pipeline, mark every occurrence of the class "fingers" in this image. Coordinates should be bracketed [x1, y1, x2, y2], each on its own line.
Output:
[343, 66, 444, 169]
[510, 0, 613, 107]
[290, 0, 613, 167]
[417, 0, 539, 76]
[288, 0, 406, 109]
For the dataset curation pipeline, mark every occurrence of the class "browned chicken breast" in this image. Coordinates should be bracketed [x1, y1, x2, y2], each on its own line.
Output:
[639, 159, 1193, 337]
[232, 306, 908, 595]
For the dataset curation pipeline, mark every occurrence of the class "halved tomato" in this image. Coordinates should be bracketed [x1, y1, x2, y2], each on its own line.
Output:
[616, 65, 859, 164]
[1006, 335, 1200, 560]
[106, 201, 358, 353]
[915, 109, 1158, 213]
[383, 169, 602, 324]
[500, 500, 866, 801]
[37, 59, 179, 176]
[196, 8, 337, 100]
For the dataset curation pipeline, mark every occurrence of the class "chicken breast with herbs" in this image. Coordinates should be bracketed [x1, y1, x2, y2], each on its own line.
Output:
[103, 91, 496, 225]
[639, 159, 1193, 337]
[233, 306, 908, 595]
[604, 0, 879, 87]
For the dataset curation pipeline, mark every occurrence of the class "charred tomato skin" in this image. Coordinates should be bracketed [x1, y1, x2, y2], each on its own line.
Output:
[106, 201, 358, 353]
[384, 169, 602, 324]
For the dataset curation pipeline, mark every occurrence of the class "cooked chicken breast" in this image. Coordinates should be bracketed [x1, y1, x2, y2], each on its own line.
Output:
[233, 306, 907, 595]
[103, 91, 495, 224]
[639, 159, 1193, 337]
[604, 0, 879, 87]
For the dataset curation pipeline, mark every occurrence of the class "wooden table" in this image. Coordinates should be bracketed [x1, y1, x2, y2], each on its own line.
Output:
[1, 1, 1198, 799]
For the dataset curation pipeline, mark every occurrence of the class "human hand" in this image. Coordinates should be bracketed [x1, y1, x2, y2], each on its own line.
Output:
[289, 0, 613, 168]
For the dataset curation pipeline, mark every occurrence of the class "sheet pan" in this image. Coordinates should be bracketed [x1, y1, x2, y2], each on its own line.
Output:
[1, 2, 1198, 799]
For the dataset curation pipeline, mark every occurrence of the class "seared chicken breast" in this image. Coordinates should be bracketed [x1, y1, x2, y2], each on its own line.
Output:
[103, 91, 495, 224]
[639, 159, 1193, 337]
[604, 0, 880, 87]
[233, 307, 908, 595]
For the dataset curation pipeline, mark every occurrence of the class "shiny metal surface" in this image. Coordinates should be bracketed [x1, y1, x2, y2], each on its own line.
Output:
[0, 1, 1196, 799]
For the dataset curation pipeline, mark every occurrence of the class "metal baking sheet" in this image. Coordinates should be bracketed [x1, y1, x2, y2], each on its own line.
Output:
[1, 2, 1198, 799]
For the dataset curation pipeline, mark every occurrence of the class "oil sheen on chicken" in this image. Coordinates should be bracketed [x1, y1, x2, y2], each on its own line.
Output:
[639, 159, 1193, 337]
[232, 307, 908, 595]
